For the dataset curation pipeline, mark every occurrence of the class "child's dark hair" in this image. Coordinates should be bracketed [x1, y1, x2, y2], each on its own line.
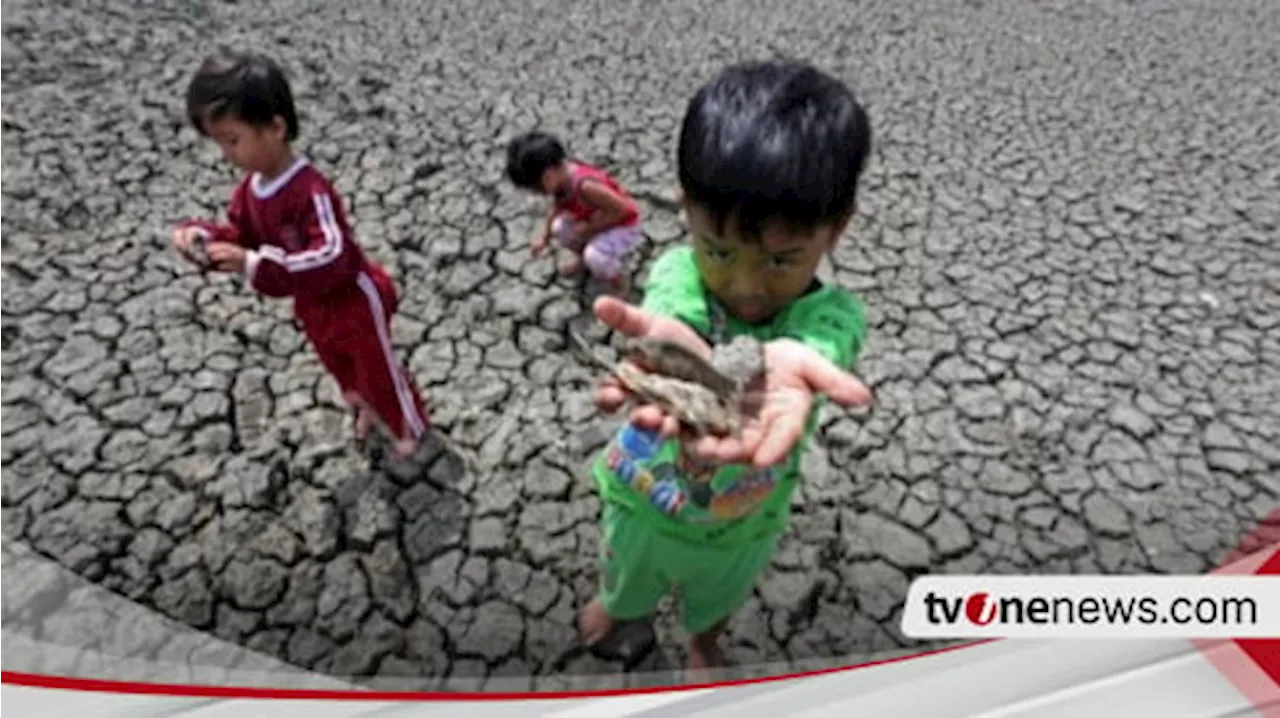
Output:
[186, 49, 299, 141]
[505, 131, 567, 190]
[677, 59, 872, 240]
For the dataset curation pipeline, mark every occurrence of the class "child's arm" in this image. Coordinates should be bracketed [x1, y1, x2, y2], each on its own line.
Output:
[174, 181, 258, 251]
[240, 185, 360, 298]
[570, 179, 635, 240]
[532, 203, 559, 256]
[593, 248, 714, 414]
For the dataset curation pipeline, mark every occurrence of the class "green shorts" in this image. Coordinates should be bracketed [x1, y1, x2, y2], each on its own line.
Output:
[597, 501, 779, 635]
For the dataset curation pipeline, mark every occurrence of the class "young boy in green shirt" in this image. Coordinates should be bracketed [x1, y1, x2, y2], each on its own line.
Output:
[580, 59, 876, 674]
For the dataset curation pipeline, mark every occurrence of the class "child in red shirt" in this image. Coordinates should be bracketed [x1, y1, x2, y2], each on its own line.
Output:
[505, 131, 643, 291]
[171, 50, 430, 459]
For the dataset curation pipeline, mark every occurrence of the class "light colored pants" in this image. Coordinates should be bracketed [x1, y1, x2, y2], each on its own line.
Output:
[552, 216, 642, 281]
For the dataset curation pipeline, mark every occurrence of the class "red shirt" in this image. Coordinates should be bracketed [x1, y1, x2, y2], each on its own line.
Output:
[554, 161, 640, 227]
[181, 157, 369, 302]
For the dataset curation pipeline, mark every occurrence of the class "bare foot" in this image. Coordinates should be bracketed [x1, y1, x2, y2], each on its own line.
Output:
[577, 596, 617, 646]
[391, 436, 419, 459]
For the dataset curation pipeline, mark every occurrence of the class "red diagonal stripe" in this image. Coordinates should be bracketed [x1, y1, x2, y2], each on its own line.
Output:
[1235, 549, 1280, 688]
[1199, 506, 1280, 714]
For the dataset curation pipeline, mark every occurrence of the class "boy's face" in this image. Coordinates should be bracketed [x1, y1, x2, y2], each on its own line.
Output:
[203, 115, 288, 175]
[684, 201, 844, 324]
[539, 163, 573, 197]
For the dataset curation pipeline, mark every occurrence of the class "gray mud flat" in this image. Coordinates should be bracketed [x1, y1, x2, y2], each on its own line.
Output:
[2, 0, 1278, 691]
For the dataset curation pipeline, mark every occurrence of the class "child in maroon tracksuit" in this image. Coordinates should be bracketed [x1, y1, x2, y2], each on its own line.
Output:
[171, 49, 430, 458]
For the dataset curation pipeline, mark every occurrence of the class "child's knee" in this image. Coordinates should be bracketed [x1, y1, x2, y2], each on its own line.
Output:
[583, 243, 620, 279]
[597, 551, 666, 621]
[680, 538, 777, 635]
[551, 216, 575, 245]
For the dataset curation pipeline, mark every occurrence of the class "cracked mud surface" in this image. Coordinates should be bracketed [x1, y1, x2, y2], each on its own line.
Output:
[3, 0, 1279, 690]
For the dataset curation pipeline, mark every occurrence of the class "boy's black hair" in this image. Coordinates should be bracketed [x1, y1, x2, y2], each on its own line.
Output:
[677, 59, 873, 240]
[505, 131, 567, 190]
[186, 49, 299, 141]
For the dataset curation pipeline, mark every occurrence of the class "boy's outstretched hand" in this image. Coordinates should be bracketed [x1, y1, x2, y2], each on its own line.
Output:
[591, 296, 873, 469]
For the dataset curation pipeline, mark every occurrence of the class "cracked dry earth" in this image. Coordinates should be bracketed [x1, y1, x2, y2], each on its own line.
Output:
[3, 0, 1279, 691]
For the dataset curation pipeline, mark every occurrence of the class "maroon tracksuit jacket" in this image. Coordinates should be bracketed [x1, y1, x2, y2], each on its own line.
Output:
[180, 156, 430, 442]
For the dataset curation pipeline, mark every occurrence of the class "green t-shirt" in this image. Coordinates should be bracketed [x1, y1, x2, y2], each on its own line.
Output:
[591, 245, 868, 548]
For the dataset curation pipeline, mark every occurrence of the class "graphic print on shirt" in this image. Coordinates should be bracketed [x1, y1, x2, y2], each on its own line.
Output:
[606, 424, 777, 523]
[608, 425, 686, 515]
